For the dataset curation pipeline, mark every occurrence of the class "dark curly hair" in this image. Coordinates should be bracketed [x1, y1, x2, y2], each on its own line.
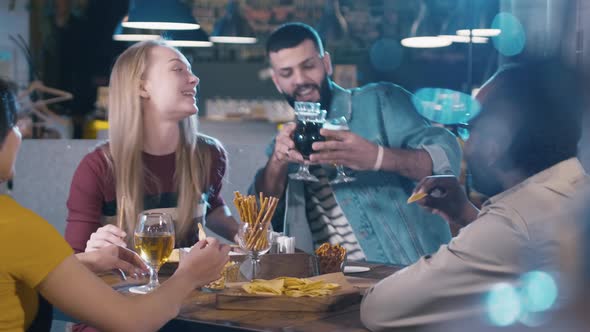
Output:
[475, 60, 587, 177]
[0, 78, 18, 147]
[266, 22, 325, 56]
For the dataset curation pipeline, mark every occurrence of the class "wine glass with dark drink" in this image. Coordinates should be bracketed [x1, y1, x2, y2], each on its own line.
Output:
[289, 102, 327, 182]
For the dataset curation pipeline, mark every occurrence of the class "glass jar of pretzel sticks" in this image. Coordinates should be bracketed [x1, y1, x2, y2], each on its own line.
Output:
[233, 192, 279, 280]
[237, 222, 272, 280]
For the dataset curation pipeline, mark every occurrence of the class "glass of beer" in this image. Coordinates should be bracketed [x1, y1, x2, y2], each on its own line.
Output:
[323, 116, 356, 184]
[129, 212, 175, 294]
[289, 102, 327, 182]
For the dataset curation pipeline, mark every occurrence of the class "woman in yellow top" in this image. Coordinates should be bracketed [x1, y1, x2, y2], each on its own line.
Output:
[0, 79, 230, 331]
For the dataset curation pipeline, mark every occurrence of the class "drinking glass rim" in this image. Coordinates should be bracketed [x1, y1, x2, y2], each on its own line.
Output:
[140, 211, 172, 217]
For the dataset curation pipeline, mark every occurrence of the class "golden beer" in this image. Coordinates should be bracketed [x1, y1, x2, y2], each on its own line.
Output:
[134, 232, 174, 268]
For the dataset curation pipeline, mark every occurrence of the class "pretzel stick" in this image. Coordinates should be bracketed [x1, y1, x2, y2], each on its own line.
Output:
[261, 198, 278, 227]
[254, 197, 269, 226]
[250, 197, 257, 222]
[233, 192, 279, 250]
[247, 198, 278, 248]
[117, 196, 125, 229]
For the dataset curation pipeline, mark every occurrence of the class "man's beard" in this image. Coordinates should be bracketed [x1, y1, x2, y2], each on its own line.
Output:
[283, 76, 333, 112]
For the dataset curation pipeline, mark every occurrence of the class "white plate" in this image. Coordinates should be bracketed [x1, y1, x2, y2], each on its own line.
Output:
[343, 266, 371, 274]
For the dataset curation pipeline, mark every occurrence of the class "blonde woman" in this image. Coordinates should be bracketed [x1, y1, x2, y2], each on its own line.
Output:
[65, 40, 239, 253]
[0, 78, 231, 331]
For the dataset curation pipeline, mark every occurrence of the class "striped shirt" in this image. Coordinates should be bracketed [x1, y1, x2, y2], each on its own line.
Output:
[305, 166, 366, 261]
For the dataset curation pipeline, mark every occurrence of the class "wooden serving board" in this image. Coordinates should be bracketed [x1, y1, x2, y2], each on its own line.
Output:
[215, 272, 361, 312]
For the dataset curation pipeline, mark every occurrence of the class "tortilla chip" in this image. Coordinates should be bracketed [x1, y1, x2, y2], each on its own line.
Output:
[242, 277, 340, 297]
[198, 222, 207, 240]
[168, 248, 180, 263]
[407, 192, 428, 204]
[242, 279, 285, 295]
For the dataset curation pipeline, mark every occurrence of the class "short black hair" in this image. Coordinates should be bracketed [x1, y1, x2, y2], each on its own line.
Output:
[475, 60, 586, 176]
[0, 78, 17, 147]
[266, 22, 324, 56]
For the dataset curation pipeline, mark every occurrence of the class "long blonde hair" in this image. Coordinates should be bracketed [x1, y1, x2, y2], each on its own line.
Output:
[106, 40, 218, 245]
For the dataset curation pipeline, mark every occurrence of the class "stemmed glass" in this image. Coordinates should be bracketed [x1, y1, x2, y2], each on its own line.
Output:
[237, 222, 272, 280]
[129, 212, 175, 294]
[289, 102, 327, 182]
[324, 116, 356, 184]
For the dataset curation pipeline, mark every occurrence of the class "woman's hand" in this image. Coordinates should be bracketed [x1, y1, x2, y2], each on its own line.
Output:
[77, 245, 149, 277]
[177, 237, 230, 287]
[85, 224, 127, 252]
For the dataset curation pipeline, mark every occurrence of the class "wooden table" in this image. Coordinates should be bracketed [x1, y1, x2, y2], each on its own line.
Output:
[59, 262, 401, 332]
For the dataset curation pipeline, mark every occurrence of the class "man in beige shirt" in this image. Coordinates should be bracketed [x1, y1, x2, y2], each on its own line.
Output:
[361, 62, 589, 330]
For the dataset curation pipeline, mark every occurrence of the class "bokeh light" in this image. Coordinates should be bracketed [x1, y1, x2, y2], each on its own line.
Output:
[519, 312, 551, 328]
[491, 13, 526, 56]
[486, 283, 522, 327]
[457, 126, 470, 141]
[520, 271, 558, 313]
[412, 88, 481, 125]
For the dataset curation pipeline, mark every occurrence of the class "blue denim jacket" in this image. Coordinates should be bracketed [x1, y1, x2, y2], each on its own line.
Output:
[249, 82, 462, 264]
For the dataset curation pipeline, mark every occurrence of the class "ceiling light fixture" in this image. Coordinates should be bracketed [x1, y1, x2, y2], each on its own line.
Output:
[124, 0, 200, 30]
[113, 16, 160, 42]
[438, 35, 489, 44]
[163, 29, 213, 47]
[401, 36, 452, 48]
[456, 29, 501, 37]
